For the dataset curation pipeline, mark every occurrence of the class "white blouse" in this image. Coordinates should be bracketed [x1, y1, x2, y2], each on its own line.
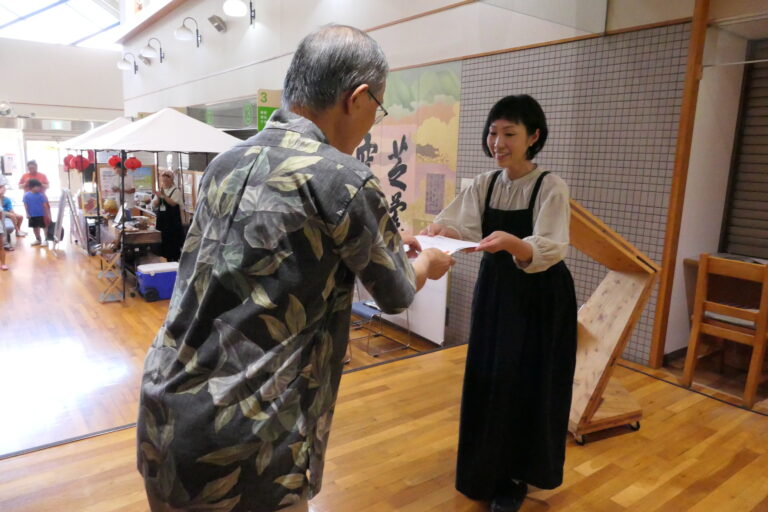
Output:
[434, 168, 570, 273]
[151, 186, 183, 209]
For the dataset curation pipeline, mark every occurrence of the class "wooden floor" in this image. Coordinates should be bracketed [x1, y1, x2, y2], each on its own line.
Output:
[3, 229, 768, 510]
[663, 353, 768, 415]
[0, 231, 437, 458]
[2, 346, 768, 511]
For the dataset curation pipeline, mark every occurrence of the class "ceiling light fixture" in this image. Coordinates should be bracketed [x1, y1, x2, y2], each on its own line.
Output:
[174, 17, 202, 47]
[223, 0, 255, 25]
[116, 53, 138, 74]
[140, 37, 165, 63]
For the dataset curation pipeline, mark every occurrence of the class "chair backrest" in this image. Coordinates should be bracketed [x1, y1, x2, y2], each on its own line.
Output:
[694, 254, 768, 343]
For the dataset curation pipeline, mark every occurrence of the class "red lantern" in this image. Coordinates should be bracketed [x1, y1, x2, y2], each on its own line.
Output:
[63, 154, 74, 170]
[87, 150, 95, 162]
[108, 155, 122, 167]
[124, 157, 142, 170]
[71, 155, 91, 172]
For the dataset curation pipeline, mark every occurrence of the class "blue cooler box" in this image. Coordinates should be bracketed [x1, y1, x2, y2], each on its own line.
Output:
[136, 262, 179, 302]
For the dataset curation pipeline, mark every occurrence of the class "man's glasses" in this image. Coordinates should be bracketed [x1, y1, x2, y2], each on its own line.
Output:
[367, 90, 388, 124]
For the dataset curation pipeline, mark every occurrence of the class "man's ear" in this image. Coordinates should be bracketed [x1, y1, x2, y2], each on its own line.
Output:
[344, 84, 369, 114]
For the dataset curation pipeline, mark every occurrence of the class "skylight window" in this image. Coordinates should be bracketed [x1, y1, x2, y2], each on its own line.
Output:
[0, 0, 121, 51]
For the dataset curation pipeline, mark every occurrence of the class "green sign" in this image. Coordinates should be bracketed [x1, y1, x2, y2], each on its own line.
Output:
[243, 103, 254, 126]
[205, 109, 214, 125]
[257, 106, 277, 131]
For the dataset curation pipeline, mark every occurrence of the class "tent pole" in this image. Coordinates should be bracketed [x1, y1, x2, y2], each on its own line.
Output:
[178, 152, 185, 218]
[94, 148, 101, 246]
[120, 149, 127, 302]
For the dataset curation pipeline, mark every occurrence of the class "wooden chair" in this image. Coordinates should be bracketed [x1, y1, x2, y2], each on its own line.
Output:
[681, 254, 768, 408]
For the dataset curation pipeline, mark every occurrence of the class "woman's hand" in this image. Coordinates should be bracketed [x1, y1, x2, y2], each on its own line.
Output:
[419, 223, 460, 239]
[476, 231, 516, 254]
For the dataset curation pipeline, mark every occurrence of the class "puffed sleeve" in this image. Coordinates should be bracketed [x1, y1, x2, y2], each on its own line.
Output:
[169, 187, 184, 205]
[433, 174, 489, 242]
[336, 177, 416, 314]
[517, 175, 570, 273]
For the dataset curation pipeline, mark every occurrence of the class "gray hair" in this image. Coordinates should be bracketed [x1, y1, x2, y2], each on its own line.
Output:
[282, 25, 388, 113]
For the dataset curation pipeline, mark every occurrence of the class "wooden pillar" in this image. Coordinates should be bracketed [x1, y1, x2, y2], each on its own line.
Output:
[649, 0, 710, 368]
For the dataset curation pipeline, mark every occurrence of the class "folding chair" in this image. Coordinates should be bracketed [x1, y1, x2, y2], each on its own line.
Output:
[350, 289, 412, 357]
[94, 243, 123, 303]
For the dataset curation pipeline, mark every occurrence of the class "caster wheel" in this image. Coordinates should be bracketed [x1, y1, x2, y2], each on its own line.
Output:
[628, 421, 641, 431]
[575, 434, 586, 446]
[130, 292, 136, 297]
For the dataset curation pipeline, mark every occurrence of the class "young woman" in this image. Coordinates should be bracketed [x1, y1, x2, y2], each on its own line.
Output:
[151, 170, 184, 262]
[423, 95, 577, 512]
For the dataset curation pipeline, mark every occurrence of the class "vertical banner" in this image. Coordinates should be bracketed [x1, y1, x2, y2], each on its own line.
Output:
[356, 62, 461, 234]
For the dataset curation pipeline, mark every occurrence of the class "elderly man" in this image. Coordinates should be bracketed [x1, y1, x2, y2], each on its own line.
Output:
[137, 25, 454, 512]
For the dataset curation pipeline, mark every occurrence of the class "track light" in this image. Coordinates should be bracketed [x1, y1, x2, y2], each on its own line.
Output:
[140, 37, 165, 63]
[116, 53, 138, 74]
[175, 17, 202, 47]
[208, 15, 227, 33]
[223, 0, 255, 25]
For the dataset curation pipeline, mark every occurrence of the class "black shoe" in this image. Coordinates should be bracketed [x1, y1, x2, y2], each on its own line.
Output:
[490, 482, 527, 512]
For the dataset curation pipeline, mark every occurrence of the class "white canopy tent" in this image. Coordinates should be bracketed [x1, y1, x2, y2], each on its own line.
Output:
[86, 108, 241, 153]
[61, 116, 133, 150]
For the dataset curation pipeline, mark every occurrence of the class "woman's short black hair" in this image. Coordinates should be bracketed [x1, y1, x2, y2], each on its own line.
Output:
[481, 94, 548, 160]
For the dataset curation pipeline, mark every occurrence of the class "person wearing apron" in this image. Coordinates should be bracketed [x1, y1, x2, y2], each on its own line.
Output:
[424, 95, 577, 512]
[151, 170, 184, 262]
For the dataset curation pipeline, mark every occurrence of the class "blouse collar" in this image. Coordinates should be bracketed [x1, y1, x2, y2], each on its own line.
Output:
[498, 165, 543, 186]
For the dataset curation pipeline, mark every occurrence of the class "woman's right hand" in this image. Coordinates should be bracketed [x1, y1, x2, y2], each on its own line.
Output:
[420, 223, 461, 239]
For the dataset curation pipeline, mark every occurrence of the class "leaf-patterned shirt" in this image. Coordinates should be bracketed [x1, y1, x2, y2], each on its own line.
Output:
[137, 109, 417, 512]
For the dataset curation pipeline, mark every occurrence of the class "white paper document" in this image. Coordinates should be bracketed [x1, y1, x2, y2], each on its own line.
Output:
[412, 235, 479, 254]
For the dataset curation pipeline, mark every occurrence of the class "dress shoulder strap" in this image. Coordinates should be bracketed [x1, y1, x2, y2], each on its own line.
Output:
[527, 171, 550, 213]
[484, 170, 503, 212]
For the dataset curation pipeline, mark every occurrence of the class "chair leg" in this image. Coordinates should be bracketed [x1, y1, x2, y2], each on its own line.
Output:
[681, 324, 702, 387]
[743, 342, 767, 409]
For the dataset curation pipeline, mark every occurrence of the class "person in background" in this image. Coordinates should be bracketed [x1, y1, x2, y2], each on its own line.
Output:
[151, 170, 184, 262]
[1, 184, 26, 241]
[111, 162, 136, 210]
[23, 178, 51, 247]
[423, 95, 577, 512]
[19, 160, 49, 193]
[136, 24, 454, 512]
[0, 174, 7, 268]
[0, 226, 6, 270]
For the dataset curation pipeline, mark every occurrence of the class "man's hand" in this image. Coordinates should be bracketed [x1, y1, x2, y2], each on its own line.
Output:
[422, 248, 454, 280]
[401, 234, 422, 258]
[412, 247, 455, 290]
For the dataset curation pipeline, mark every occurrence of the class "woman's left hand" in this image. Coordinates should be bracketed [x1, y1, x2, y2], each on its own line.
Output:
[476, 231, 516, 254]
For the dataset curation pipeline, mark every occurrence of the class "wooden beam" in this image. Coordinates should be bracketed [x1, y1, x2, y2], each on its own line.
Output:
[649, 0, 710, 368]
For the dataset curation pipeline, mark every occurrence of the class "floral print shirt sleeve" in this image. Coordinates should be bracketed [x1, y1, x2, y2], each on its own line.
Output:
[137, 109, 415, 512]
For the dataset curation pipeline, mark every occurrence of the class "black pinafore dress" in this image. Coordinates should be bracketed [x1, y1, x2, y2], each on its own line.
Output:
[455, 170, 577, 499]
[155, 187, 184, 262]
